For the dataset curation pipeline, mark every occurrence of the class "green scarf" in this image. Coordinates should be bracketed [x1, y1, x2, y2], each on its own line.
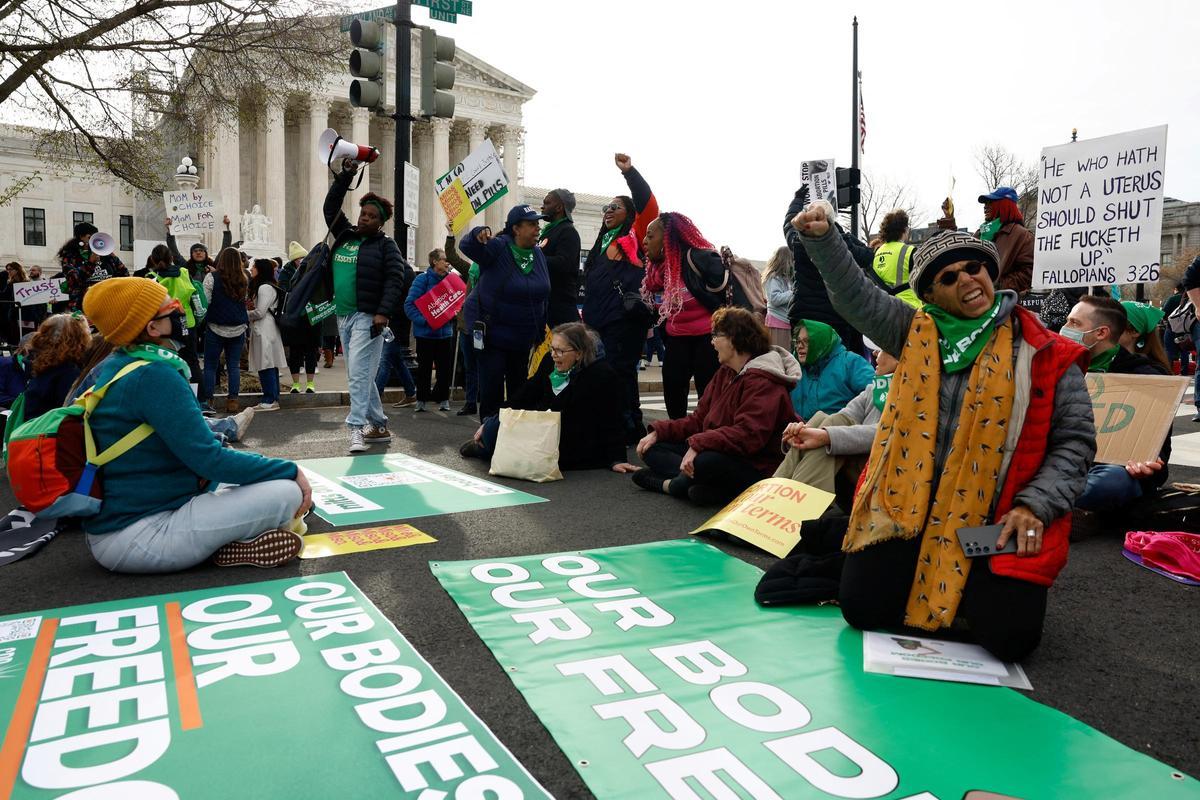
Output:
[123, 343, 191, 380]
[540, 217, 567, 240]
[797, 319, 837, 365]
[549, 367, 573, 395]
[1090, 346, 1119, 373]
[922, 298, 1003, 373]
[870, 373, 893, 413]
[509, 243, 535, 275]
[600, 226, 623, 254]
[980, 218, 1002, 241]
[468, 262, 480, 290]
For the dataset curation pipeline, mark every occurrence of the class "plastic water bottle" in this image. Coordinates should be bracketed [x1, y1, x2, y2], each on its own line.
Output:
[382, 326, 395, 343]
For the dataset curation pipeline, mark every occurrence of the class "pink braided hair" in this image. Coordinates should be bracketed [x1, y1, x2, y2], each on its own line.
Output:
[641, 212, 714, 323]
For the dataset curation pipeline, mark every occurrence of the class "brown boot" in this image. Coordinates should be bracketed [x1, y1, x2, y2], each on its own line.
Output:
[322, 348, 334, 368]
[225, 397, 239, 414]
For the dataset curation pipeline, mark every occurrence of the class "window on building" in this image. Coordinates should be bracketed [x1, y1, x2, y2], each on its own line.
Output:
[119, 215, 134, 251]
[22, 208, 46, 246]
[72, 211, 94, 228]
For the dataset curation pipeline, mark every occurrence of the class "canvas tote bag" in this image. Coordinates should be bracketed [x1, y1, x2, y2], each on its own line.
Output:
[489, 409, 564, 483]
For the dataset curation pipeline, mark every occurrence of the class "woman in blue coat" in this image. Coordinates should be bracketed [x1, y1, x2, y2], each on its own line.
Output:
[403, 250, 458, 413]
[790, 319, 874, 421]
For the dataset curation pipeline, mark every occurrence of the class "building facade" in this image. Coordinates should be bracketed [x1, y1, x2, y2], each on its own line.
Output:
[1162, 197, 1200, 270]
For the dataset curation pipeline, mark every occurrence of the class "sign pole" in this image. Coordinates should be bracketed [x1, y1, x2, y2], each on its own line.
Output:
[850, 16, 860, 239]
[394, 0, 413, 250]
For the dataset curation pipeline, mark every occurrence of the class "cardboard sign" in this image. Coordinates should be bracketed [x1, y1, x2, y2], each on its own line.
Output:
[436, 139, 509, 234]
[413, 271, 467, 330]
[1086, 372, 1188, 463]
[691, 477, 835, 558]
[800, 158, 838, 209]
[10, 279, 67, 306]
[299, 523, 435, 559]
[1033, 125, 1168, 290]
[163, 188, 220, 236]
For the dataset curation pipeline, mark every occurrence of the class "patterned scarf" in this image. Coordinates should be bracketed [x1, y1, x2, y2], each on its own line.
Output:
[845, 311, 1015, 630]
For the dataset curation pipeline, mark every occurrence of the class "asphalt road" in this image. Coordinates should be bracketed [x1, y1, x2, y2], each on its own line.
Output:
[1, 404, 1197, 797]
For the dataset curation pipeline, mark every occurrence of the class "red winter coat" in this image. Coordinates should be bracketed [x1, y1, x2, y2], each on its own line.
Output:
[650, 347, 800, 474]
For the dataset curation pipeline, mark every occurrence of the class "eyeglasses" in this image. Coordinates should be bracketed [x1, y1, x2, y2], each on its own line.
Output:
[935, 260, 986, 287]
[151, 299, 184, 320]
[602, 203, 622, 214]
[710, 333, 728, 342]
[550, 347, 576, 357]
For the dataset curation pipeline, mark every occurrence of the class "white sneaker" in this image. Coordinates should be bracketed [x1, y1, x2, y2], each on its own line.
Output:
[438, 400, 451, 412]
[413, 401, 427, 413]
[255, 401, 280, 412]
[231, 406, 256, 441]
[348, 428, 367, 453]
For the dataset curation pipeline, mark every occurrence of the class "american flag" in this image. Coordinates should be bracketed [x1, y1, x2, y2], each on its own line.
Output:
[858, 71, 866, 154]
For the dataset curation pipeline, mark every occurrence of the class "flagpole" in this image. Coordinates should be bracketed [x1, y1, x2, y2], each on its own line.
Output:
[850, 17, 860, 238]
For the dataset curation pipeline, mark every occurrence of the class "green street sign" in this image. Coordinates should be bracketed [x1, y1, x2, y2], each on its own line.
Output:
[429, 8, 458, 22]
[340, 0, 471, 32]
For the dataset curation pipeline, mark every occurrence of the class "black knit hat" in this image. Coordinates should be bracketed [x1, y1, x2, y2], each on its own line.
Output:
[910, 230, 999, 297]
[74, 221, 98, 239]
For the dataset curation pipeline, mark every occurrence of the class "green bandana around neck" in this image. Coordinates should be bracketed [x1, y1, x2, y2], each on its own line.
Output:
[980, 218, 1002, 241]
[549, 367, 573, 395]
[600, 226, 623, 254]
[921, 297, 1003, 373]
[509, 243, 535, 275]
[871, 373, 894, 413]
[123, 343, 191, 380]
[797, 319, 837, 365]
[1089, 345, 1120, 373]
[540, 217, 567, 240]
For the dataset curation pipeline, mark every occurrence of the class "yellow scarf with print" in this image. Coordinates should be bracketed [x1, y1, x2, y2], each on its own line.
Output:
[845, 311, 1015, 630]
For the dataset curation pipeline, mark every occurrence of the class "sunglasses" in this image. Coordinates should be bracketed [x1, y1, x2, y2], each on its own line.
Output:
[151, 299, 184, 320]
[935, 260, 986, 287]
[602, 203, 623, 214]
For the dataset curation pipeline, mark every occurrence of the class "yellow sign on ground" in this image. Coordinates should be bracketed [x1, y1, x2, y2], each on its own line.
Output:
[299, 524, 436, 559]
[691, 477, 835, 558]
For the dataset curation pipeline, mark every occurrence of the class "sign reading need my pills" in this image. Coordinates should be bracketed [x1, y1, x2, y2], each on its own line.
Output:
[0, 573, 549, 799]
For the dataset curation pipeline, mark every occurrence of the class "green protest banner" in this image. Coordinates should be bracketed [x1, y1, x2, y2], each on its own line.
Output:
[0, 573, 550, 799]
[432, 539, 1197, 799]
[298, 453, 546, 526]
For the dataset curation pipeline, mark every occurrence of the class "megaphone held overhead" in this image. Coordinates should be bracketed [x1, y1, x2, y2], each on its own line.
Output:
[88, 232, 116, 257]
[317, 128, 379, 167]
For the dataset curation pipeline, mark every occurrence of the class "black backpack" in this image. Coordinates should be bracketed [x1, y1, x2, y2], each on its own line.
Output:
[281, 242, 331, 331]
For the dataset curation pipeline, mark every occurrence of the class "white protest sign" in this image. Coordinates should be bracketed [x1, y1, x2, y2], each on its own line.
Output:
[1033, 125, 1167, 290]
[163, 188, 220, 236]
[800, 158, 838, 208]
[12, 279, 67, 306]
[436, 139, 509, 234]
[404, 161, 420, 227]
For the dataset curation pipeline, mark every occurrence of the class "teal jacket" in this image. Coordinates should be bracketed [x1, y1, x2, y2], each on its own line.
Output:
[83, 351, 297, 535]
[789, 340, 875, 421]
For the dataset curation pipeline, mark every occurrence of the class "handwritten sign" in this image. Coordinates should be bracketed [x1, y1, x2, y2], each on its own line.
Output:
[436, 139, 508, 234]
[414, 270, 467, 330]
[800, 158, 838, 209]
[163, 188, 219, 236]
[11, 278, 67, 306]
[1033, 125, 1168, 290]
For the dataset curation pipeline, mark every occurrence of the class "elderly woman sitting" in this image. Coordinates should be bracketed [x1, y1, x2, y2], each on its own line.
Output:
[460, 322, 628, 471]
[791, 202, 1095, 662]
[631, 307, 800, 505]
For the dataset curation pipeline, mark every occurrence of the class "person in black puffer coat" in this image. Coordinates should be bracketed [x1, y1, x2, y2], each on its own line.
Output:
[538, 188, 582, 327]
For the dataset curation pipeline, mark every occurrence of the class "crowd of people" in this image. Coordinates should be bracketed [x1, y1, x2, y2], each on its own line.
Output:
[3, 150, 1193, 666]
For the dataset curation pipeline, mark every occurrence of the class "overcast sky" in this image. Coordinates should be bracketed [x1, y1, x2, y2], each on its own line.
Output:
[406, 0, 1199, 259]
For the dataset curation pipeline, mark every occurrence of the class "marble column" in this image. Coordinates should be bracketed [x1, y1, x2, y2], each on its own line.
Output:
[256, 98, 286, 255]
[430, 117, 451, 244]
[449, 122, 469, 172]
[466, 119, 488, 229]
[348, 107, 372, 216]
[376, 118, 396, 239]
[303, 99, 329, 248]
[484, 125, 506, 232]
[206, 116, 240, 250]
[501, 125, 522, 216]
[414, 121, 435, 269]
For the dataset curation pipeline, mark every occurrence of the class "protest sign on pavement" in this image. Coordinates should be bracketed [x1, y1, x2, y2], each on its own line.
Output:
[690, 477, 834, 558]
[862, 631, 1032, 689]
[800, 158, 837, 208]
[299, 523, 436, 559]
[0, 573, 550, 799]
[10, 279, 67, 307]
[1086, 372, 1189, 463]
[1033, 124, 1168, 290]
[433, 539, 1198, 799]
[413, 271, 467, 330]
[436, 139, 508, 234]
[163, 188, 220, 236]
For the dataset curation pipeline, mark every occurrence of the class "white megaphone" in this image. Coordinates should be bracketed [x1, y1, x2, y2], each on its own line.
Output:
[88, 232, 116, 257]
[317, 128, 379, 167]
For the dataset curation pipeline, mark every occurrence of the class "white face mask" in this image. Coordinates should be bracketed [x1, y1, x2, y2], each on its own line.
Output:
[1059, 325, 1099, 346]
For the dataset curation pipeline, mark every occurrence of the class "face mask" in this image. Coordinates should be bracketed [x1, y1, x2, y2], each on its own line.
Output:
[1059, 325, 1097, 346]
[153, 310, 187, 345]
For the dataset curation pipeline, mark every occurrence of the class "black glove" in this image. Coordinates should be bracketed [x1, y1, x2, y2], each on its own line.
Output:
[794, 185, 811, 205]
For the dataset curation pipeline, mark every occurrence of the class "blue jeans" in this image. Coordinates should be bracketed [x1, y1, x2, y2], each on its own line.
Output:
[375, 336, 416, 397]
[259, 368, 280, 403]
[338, 312, 387, 430]
[475, 414, 501, 458]
[1076, 464, 1144, 512]
[208, 416, 238, 445]
[203, 330, 244, 400]
[86, 480, 301, 573]
[1191, 322, 1200, 409]
[458, 331, 478, 404]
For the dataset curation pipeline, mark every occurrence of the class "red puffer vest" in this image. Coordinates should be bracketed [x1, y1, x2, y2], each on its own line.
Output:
[989, 305, 1090, 586]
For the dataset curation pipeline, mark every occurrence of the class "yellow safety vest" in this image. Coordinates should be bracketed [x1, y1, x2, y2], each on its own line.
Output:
[872, 241, 919, 308]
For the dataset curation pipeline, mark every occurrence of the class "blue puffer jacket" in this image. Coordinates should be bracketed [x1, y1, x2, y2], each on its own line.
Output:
[460, 229, 550, 351]
[404, 268, 456, 339]
[789, 340, 875, 421]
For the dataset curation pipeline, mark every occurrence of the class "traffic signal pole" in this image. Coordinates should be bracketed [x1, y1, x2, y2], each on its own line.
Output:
[394, 0, 412, 248]
[850, 16, 860, 239]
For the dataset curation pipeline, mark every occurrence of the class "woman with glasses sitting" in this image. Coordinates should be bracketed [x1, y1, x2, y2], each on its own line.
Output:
[459, 322, 630, 472]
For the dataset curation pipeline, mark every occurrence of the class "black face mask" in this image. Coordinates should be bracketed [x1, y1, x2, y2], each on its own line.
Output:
[153, 310, 188, 346]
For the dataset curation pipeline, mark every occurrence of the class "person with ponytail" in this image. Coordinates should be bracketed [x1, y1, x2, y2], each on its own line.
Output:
[202, 247, 249, 414]
[978, 187, 1034, 296]
[641, 212, 728, 419]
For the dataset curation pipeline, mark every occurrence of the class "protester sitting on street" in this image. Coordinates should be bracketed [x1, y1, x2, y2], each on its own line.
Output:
[539, 189, 583, 327]
[460, 205, 551, 420]
[583, 153, 659, 442]
[1061, 295, 1171, 513]
[762, 246, 795, 349]
[202, 248, 249, 415]
[1119, 300, 1170, 373]
[776, 349, 898, 504]
[461, 322, 628, 471]
[977, 187, 1034, 296]
[167, 215, 231, 280]
[640, 212, 728, 421]
[279, 242, 321, 394]
[446, 224, 479, 416]
[792, 204, 1095, 662]
[58, 222, 128, 311]
[790, 319, 875, 422]
[323, 161, 408, 453]
[404, 249, 457, 413]
[79, 277, 310, 572]
[19, 314, 90, 418]
[632, 307, 800, 505]
[870, 210, 919, 308]
[247, 259, 288, 412]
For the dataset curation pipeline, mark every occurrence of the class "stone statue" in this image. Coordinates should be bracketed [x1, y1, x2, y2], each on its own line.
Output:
[241, 204, 272, 244]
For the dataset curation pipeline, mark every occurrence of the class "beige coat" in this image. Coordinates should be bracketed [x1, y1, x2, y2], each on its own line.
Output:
[247, 284, 289, 372]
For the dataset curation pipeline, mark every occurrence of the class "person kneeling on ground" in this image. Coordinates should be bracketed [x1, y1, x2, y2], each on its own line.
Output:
[79, 277, 311, 573]
[460, 322, 628, 471]
[790, 319, 875, 422]
[631, 307, 800, 505]
[776, 349, 898, 510]
[792, 204, 1095, 662]
[1061, 295, 1171, 513]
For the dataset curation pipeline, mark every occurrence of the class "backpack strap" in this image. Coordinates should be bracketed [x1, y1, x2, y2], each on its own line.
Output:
[686, 248, 730, 293]
[81, 360, 155, 466]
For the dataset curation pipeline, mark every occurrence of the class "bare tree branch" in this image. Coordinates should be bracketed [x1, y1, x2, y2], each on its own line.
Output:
[858, 173, 923, 239]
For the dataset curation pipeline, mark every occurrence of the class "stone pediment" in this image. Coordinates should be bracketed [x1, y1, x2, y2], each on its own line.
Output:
[455, 48, 536, 100]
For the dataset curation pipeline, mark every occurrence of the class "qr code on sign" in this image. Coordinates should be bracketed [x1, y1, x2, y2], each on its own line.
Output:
[0, 617, 42, 643]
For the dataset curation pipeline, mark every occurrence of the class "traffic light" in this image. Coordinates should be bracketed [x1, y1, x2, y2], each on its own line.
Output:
[836, 167, 861, 209]
[349, 19, 386, 112]
[420, 28, 455, 118]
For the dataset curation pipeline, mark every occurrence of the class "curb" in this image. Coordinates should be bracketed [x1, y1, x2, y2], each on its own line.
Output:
[239, 382, 670, 409]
